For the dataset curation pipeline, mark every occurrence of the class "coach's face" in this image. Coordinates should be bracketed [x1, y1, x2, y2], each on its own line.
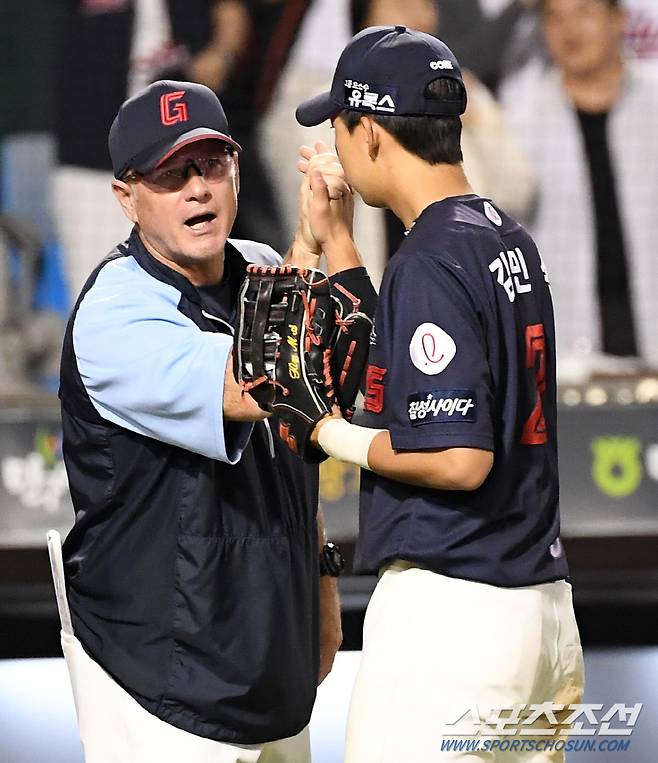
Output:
[112, 139, 239, 285]
[542, 0, 626, 78]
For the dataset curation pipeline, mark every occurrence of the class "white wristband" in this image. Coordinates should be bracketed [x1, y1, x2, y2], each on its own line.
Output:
[317, 418, 384, 470]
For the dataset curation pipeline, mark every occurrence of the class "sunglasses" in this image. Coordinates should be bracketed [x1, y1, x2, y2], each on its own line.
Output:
[123, 147, 236, 192]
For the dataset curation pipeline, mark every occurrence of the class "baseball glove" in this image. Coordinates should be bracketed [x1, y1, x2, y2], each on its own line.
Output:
[234, 264, 376, 460]
[329, 267, 376, 419]
[234, 264, 336, 461]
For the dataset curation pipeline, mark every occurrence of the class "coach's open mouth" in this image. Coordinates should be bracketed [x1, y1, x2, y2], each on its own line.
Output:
[185, 213, 217, 231]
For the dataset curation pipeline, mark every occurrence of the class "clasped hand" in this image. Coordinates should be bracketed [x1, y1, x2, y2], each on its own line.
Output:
[295, 141, 354, 256]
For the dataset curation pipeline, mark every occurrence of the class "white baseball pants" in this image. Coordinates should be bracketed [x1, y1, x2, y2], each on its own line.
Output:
[345, 560, 584, 763]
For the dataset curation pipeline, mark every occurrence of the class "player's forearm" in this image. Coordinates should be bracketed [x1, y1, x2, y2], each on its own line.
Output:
[316, 418, 492, 491]
[285, 230, 365, 274]
[367, 431, 493, 491]
[300, 150, 361, 274]
[322, 230, 364, 276]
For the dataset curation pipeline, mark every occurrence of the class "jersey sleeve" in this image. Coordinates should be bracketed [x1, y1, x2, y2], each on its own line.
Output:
[383, 251, 495, 452]
[72, 257, 252, 463]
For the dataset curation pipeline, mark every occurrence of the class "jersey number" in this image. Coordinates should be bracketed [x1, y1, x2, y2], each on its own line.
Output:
[364, 365, 387, 414]
[521, 323, 548, 445]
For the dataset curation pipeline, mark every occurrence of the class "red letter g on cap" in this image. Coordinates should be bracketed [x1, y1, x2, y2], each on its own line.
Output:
[160, 91, 189, 126]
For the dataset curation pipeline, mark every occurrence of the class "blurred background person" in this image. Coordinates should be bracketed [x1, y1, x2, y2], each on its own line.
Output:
[260, 0, 389, 284]
[216, 0, 312, 253]
[53, 0, 308, 298]
[0, 216, 63, 396]
[625, 0, 658, 61]
[352, 0, 545, 92]
[55, 0, 192, 298]
[0, 2, 65, 394]
[502, 0, 658, 380]
[0, 1, 57, 251]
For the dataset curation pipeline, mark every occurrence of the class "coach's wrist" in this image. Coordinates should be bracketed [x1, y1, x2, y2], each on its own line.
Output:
[288, 231, 322, 267]
[318, 573, 342, 684]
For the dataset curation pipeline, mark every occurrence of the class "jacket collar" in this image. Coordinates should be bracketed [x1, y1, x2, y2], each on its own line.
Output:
[124, 227, 249, 306]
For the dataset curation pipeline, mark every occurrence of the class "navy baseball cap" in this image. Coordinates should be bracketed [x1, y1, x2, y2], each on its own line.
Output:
[109, 80, 242, 179]
[296, 25, 466, 127]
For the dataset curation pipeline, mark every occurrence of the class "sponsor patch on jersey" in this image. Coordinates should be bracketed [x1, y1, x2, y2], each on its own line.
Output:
[407, 389, 477, 425]
[484, 201, 502, 227]
[409, 322, 456, 375]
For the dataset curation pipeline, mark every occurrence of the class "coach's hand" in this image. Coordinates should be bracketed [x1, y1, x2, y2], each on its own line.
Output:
[318, 576, 342, 685]
[291, 175, 323, 264]
[307, 169, 355, 254]
[305, 167, 361, 275]
[289, 142, 351, 266]
[299, 143, 353, 242]
[298, 142, 351, 202]
[223, 353, 271, 421]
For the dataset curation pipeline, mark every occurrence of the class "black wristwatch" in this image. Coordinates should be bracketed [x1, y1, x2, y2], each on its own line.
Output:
[319, 542, 345, 577]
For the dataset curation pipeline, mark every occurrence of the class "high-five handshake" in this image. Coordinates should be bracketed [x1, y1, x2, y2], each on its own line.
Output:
[298, 142, 355, 264]
[234, 141, 377, 461]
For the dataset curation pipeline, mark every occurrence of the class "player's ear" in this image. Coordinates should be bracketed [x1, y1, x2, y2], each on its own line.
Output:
[112, 179, 138, 223]
[361, 116, 380, 161]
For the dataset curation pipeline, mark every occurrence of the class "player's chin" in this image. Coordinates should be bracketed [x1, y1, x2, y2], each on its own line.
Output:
[360, 191, 388, 209]
[356, 182, 387, 209]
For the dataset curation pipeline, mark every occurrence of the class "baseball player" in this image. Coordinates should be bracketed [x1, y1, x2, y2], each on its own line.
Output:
[295, 27, 585, 762]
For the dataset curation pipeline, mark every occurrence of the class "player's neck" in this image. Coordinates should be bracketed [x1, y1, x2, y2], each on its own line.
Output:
[387, 162, 474, 230]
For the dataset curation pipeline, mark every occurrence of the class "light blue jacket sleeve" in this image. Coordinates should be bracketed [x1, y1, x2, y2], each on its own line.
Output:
[73, 257, 252, 463]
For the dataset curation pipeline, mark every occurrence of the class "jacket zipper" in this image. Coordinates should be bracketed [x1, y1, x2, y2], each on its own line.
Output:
[262, 419, 276, 460]
[201, 309, 234, 335]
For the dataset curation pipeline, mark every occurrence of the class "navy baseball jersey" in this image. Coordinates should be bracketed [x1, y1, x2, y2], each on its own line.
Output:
[356, 195, 569, 587]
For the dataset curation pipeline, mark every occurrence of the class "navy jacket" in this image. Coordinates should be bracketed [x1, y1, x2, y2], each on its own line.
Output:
[60, 229, 320, 743]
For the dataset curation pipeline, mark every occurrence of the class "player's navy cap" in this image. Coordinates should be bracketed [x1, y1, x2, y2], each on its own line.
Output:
[296, 25, 466, 127]
[109, 80, 242, 179]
